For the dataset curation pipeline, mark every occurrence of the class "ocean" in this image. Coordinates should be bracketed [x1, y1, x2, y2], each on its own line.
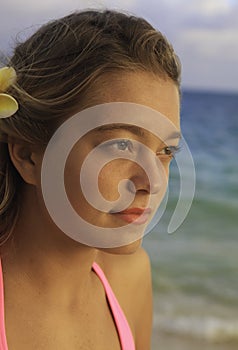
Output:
[143, 90, 238, 349]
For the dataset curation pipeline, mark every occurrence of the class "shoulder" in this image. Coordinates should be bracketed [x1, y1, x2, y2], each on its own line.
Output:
[96, 247, 152, 294]
[96, 247, 153, 349]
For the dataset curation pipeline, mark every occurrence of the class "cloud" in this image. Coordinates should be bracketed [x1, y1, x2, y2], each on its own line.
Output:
[3, 0, 137, 13]
[1, 0, 238, 91]
[0, 0, 137, 51]
[132, 0, 238, 91]
[179, 28, 238, 59]
[179, 0, 232, 16]
[173, 1, 238, 91]
[176, 27, 238, 91]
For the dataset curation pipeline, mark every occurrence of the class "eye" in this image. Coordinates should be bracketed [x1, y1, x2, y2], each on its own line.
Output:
[157, 146, 180, 158]
[99, 139, 135, 153]
[115, 139, 133, 151]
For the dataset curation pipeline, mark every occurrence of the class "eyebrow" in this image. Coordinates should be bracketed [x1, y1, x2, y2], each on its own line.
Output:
[94, 124, 145, 137]
[168, 131, 182, 140]
[95, 124, 181, 140]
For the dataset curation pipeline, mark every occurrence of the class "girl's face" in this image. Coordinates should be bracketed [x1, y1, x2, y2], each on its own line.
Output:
[62, 71, 180, 253]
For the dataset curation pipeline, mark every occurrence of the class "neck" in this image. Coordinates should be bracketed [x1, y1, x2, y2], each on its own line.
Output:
[1, 185, 99, 298]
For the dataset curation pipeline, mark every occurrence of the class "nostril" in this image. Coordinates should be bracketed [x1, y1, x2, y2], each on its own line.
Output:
[127, 174, 151, 194]
[126, 177, 140, 193]
[129, 167, 167, 195]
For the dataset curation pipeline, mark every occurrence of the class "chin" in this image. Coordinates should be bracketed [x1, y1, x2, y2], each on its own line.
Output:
[99, 239, 142, 255]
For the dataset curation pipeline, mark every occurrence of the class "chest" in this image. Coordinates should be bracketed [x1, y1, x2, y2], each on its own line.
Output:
[4, 287, 122, 350]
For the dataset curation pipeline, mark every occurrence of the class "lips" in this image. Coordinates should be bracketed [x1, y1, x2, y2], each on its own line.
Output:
[113, 207, 152, 225]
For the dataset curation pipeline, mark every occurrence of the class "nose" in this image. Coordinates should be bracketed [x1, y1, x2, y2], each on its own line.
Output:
[128, 153, 167, 195]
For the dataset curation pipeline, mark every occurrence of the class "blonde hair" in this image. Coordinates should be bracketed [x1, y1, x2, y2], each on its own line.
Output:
[0, 9, 181, 246]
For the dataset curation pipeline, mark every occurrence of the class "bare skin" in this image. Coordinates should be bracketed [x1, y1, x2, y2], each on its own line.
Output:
[1, 71, 180, 349]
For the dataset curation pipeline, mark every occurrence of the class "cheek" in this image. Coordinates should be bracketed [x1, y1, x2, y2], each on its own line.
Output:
[64, 147, 88, 211]
[163, 162, 170, 178]
[159, 158, 172, 178]
[98, 160, 131, 201]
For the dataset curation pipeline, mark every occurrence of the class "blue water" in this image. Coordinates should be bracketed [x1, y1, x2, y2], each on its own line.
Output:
[143, 90, 238, 343]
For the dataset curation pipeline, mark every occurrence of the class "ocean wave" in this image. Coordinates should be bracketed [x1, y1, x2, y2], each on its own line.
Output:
[154, 315, 238, 343]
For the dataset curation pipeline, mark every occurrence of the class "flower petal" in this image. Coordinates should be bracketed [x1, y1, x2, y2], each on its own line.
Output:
[0, 67, 17, 92]
[0, 93, 19, 118]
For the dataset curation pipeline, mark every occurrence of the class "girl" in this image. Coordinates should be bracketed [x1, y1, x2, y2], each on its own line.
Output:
[0, 10, 181, 349]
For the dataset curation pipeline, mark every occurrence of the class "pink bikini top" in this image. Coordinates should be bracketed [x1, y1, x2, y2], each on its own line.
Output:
[0, 260, 135, 350]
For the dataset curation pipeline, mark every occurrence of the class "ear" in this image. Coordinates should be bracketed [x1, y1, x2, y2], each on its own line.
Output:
[8, 142, 43, 186]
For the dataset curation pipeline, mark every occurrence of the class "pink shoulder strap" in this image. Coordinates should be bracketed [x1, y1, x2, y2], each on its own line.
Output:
[0, 260, 8, 350]
[92, 262, 135, 350]
[0, 260, 135, 350]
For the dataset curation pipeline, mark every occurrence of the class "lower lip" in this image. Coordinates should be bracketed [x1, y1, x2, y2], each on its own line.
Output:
[114, 212, 151, 225]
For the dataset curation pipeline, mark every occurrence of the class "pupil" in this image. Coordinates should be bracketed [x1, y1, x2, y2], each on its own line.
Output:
[118, 141, 127, 150]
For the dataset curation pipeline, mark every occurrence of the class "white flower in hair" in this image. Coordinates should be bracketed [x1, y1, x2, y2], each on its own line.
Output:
[0, 67, 19, 119]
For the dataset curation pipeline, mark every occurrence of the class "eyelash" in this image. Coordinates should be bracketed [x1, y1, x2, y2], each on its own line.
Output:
[100, 139, 180, 158]
[102, 139, 134, 152]
[157, 146, 181, 158]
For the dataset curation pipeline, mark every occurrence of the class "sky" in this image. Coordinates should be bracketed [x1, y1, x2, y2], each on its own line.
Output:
[1, 0, 238, 93]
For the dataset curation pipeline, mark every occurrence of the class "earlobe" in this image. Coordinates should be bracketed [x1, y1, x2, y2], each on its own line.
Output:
[8, 143, 41, 186]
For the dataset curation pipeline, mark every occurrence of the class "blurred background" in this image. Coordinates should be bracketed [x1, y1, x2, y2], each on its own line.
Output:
[1, 1, 238, 349]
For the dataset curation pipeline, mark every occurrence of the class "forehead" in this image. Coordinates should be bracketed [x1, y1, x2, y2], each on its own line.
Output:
[94, 123, 181, 145]
[89, 71, 180, 129]
[62, 99, 180, 149]
[70, 121, 180, 161]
